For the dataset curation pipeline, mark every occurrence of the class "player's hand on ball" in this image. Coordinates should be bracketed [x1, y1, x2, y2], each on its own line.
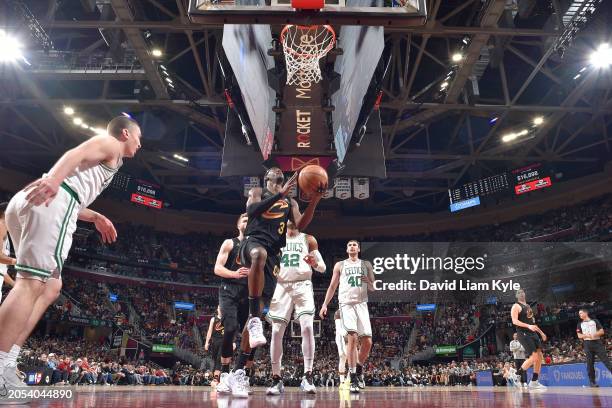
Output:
[319, 305, 328, 320]
[94, 214, 117, 244]
[25, 177, 60, 207]
[280, 172, 298, 197]
[236, 267, 250, 278]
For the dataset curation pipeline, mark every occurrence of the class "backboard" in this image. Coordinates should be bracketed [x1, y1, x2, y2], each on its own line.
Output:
[188, 0, 427, 27]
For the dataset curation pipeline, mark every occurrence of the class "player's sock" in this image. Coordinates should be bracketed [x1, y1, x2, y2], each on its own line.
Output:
[349, 366, 356, 374]
[272, 374, 281, 383]
[248, 297, 261, 317]
[7, 345, 20, 367]
[305, 371, 313, 381]
[531, 373, 539, 382]
[0, 350, 8, 368]
[244, 367, 253, 377]
[221, 364, 230, 374]
[235, 352, 250, 371]
[340, 374, 345, 383]
[356, 364, 363, 376]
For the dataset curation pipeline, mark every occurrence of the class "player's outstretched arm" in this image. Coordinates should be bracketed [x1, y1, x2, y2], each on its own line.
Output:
[305, 235, 326, 273]
[26, 136, 122, 206]
[78, 208, 117, 244]
[214, 239, 248, 279]
[319, 261, 341, 319]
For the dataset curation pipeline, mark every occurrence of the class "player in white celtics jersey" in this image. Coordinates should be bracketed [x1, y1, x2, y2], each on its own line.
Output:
[320, 240, 375, 393]
[0, 116, 141, 395]
[0, 202, 17, 303]
[266, 221, 326, 395]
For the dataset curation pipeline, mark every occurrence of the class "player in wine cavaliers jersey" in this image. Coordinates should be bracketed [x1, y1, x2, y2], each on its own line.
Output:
[204, 306, 225, 386]
[510, 289, 547, 391]
[320, 240, 376, 393]
[0, 203, 16, 303]
[237, 167, 322, 354]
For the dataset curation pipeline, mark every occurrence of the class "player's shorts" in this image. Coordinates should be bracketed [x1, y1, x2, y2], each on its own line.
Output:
[267, 280, 315, 324]
[237, 236, 280, 299]
[339, 302, 372, 337]
[517, 331, 542, 356]
[5, 184, 81, 282]
[219, 282, 250, 334]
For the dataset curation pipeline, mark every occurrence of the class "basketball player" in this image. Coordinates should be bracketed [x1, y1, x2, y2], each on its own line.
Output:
[266, 221, 326, 395]
[238, 167, 322, 350]
[0, 116, 141, 393]
[212, 213, 252, 397]
[0, 203, 16, 302]
[577, 309, 612, 387]
[204, 306, 224, 387]
[319, 240, 376, 393]
[510, 289, 547, 391]
[334, 310, 350, 389]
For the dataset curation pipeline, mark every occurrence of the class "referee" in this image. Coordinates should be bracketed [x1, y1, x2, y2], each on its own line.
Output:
[576, 309, 612, 387]
[509, 333, 527, 386]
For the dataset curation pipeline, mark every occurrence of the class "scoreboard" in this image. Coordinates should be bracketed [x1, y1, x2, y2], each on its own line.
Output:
[511, 163, 553, 195]
[448, 164, 553, 213]
[109, 173, 164, 210]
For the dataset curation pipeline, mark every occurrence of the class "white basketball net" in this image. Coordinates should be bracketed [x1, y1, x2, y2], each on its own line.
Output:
[281, 25, 336, 86]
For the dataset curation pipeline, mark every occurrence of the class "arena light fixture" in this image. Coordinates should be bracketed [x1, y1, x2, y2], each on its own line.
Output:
[516, 129, 529, 136]
[590, 43, 612, 69]
[165, 77, 173, 84]
[80, 123, 89, 129]
[63, 106, 75, 115]
[151, 48, 163, 57]
[502, 133, 516, 143]
[0, 29, 26, 64]
[73, 117, 83, 125]
[533, 116, 544, 126]
[451, 53, 463, 63]
[92, 127, 106, 135]
[173, 153, 189, 163]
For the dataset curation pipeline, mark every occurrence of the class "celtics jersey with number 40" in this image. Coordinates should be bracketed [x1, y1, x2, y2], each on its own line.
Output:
[338, 258, 368, 305]
[279, 232, 311, 283]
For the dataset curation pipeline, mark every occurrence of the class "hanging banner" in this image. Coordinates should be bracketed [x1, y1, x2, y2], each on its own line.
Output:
[335, 178, 351, 200]
[353, 178, 370, 199]
[243, 177, 260, 197]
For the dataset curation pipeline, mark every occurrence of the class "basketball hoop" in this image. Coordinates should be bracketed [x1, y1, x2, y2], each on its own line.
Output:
[281, 24, 336, 86]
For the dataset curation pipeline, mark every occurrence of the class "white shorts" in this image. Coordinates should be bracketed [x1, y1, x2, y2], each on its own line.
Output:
[340, 302, 372, 337]
[267, 280, 315, 324]
[5, 185, 80, 281]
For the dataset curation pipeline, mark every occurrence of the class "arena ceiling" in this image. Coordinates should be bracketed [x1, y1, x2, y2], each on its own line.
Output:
[0, 0, 611, 215]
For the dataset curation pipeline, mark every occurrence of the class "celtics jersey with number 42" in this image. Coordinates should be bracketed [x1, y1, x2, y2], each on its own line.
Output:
[338, 258, 368, 305]
[279, 232, 311, 283]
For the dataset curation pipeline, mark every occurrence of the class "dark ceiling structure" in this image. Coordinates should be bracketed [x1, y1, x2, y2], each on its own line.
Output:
[0, 0, 611, 215]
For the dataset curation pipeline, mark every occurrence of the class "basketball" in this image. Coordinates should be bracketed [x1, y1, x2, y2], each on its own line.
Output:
[298, 165, 328, 194]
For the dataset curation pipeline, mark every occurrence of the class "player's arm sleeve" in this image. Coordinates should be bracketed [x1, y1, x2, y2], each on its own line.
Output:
[312, 250, 326, 273]
[246, 192, 282, 218]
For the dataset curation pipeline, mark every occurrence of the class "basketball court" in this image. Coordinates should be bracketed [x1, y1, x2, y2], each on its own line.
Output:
[16, 386, 612, 407]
